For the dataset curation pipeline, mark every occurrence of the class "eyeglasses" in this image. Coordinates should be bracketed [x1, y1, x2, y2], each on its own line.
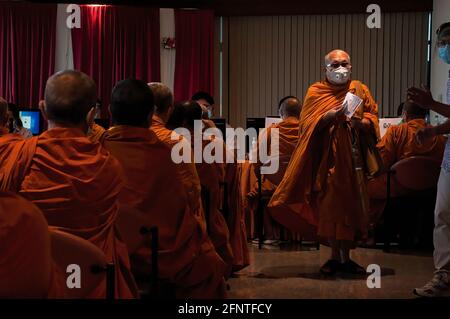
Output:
[326, 61, 350, 69]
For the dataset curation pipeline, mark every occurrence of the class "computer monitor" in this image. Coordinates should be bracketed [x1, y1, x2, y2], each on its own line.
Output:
[19, 109, 42, 135]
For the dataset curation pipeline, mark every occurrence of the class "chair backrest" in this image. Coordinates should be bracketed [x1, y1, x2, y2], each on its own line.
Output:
[49, 228, 107, 299]
[391, 156, 442, 191]
[116, 205, 159, 297]
[262, 154, 292, 186]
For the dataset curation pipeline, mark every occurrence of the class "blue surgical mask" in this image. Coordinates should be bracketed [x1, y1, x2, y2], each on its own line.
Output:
[438, 45, 450, 64]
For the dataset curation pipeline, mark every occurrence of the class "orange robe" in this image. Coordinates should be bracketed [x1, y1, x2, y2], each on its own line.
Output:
[192, 137, 234, 277]
[150, 115, 204, 226]
[0, 191, 66, 298]
[0, 128, 138, 299]
[87, 123, 106, 143]
[0, 127, 9, 137]
[100, 125, 227, 298]
[367, 119, 446, 223]
[223, 153, 250, 271]
[193, 122, 249, 271]
[268, 80, 380, 243]
[202, 129, 249, 271]
[267, 117, 300, 159]
[242, 117, 301, 238]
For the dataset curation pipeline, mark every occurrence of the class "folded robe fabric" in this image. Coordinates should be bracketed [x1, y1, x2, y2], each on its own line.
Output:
[100, 125, 227, 298]
[0, 128, 138, 299]
[0, 191, 65, 298]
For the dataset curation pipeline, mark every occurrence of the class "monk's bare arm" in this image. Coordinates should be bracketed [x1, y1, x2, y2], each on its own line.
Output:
[416, 120, 450, 145]
[408, 86, 450, 118]
[434, 119, 450, 135]
[429, 101, 450, 118]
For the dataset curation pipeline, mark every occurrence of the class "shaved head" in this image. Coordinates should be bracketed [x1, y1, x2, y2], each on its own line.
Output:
[44, 70, 97, 126]
[0, 97, 8, 127]
[324, 49, 351, 66]
[279, 96, 301, 119]
[148, 82, 173, 115]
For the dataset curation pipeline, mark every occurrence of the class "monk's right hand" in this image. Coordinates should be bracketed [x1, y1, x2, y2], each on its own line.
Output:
[325, 106, 346, 123]
[416, 127, 436, 145]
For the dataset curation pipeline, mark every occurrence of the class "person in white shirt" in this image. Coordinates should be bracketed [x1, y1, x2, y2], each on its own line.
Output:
[408, 22, 450, 298]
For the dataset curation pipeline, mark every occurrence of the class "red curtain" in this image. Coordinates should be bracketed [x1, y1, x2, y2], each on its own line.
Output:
[72, 5, 160, 117]
[0, 3, 56, 107]
[174, 9, 215, 102]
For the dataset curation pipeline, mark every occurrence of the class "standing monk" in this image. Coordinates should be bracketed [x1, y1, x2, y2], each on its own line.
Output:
[244, 96, 302, 242]
[0, 70, 137, 298]
[268, 50, 380, 275]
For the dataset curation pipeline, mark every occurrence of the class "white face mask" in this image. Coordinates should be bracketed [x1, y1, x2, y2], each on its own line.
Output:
[326, 66, 351, 85]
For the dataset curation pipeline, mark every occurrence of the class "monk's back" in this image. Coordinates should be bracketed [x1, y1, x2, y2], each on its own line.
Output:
[19, 128, 123, 229]
[271, 117, 300, 157]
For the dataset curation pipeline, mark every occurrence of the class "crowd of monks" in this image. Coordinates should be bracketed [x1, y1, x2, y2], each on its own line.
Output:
[0, 48, 447, 298]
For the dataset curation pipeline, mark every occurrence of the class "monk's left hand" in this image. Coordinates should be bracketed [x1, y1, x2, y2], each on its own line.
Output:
[407, 85, 434, 109]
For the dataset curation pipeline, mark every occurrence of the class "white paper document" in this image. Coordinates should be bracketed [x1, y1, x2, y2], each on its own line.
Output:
[343, 92, 363, 118]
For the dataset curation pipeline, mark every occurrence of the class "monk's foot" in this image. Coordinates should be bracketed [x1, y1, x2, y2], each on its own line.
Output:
[341, 259, 367, 275]
[320, 259, 341, 276]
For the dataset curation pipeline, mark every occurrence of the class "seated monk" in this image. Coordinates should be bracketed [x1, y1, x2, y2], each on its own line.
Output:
[246, 96, 302, 243]
[98, 79, 227, 298]
[169, 101, 249, 272]
[0, 70, 137, 298]
[0, 191, 65, 298]
[168, 100, 234, 277]
[268, 49, 380, 275]
[367, 101, 446, 224]
[148, 83, 204, 227]
[192, 91, 236, 148]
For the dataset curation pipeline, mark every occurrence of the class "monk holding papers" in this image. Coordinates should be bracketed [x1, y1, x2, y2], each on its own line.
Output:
[268, 49, 380, 275]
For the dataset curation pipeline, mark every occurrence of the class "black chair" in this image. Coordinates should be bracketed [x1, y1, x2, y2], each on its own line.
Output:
[116, 205, 175, 299]
[201, 185, 212, 235]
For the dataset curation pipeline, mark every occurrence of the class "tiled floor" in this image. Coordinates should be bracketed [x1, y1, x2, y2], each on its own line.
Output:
[228, 243, 434, 299]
